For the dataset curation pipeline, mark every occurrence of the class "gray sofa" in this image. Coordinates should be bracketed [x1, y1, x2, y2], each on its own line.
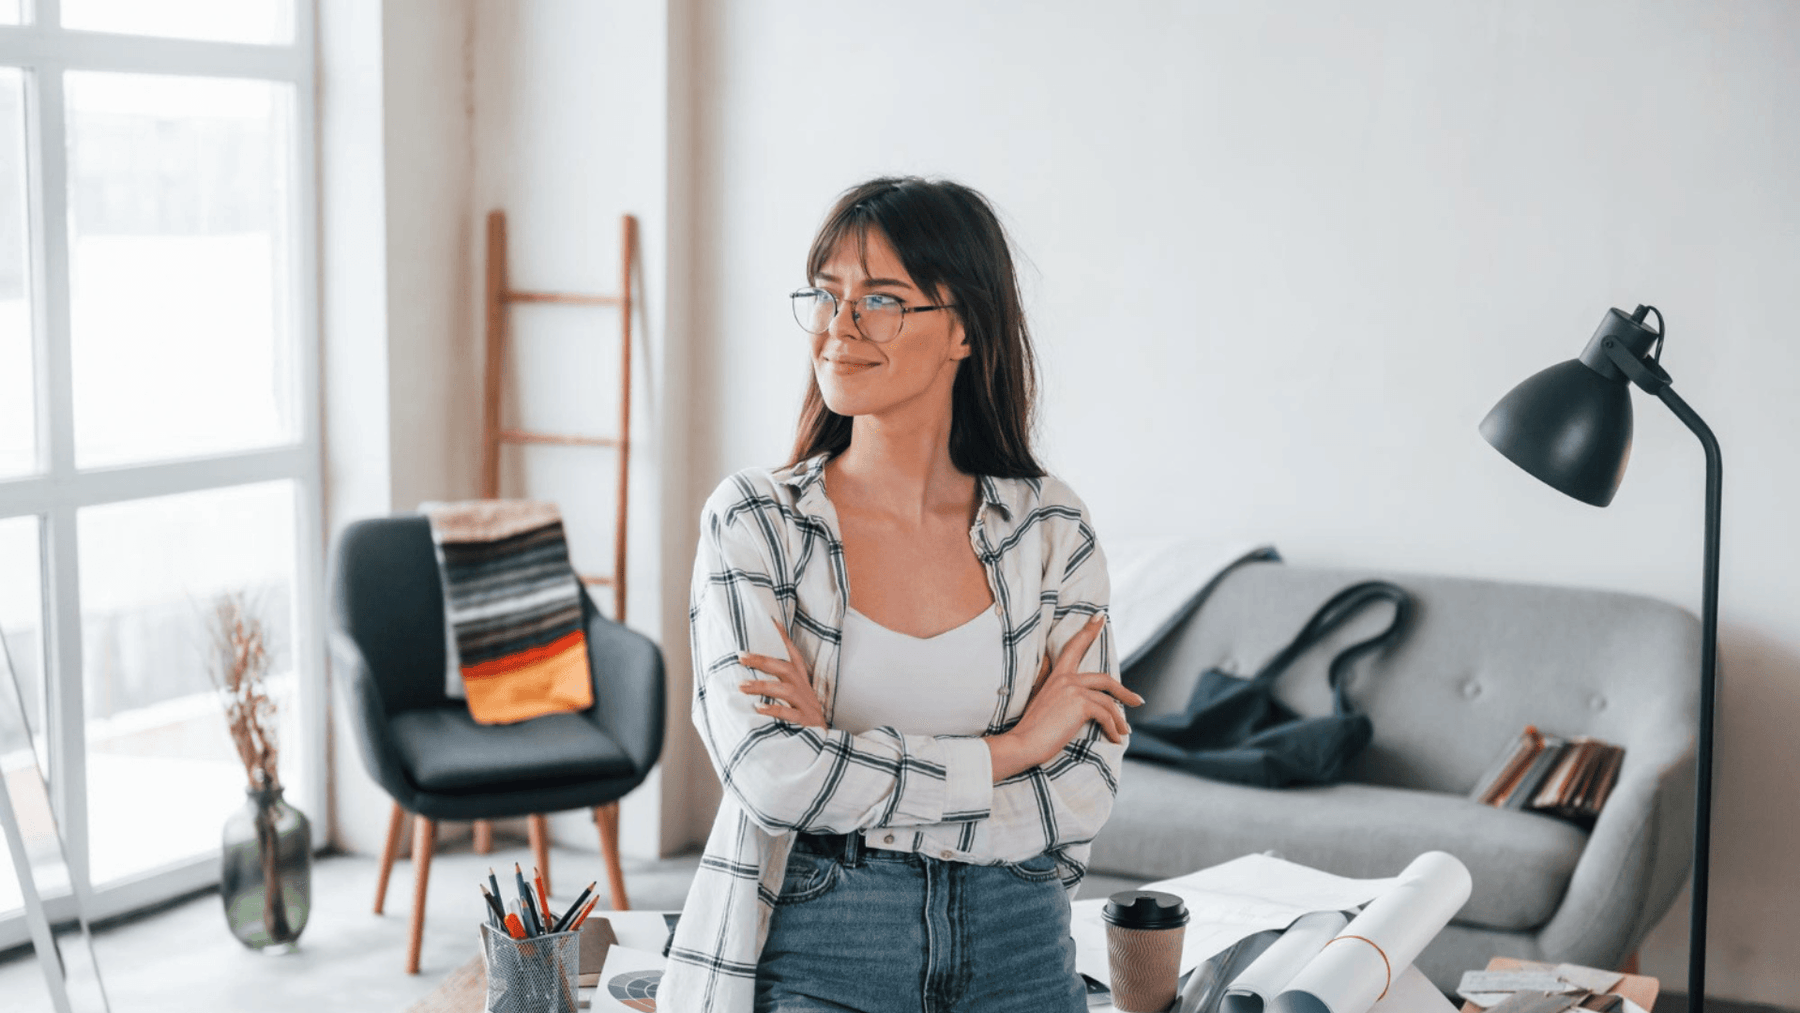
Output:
[1080, 560, 1699, 991]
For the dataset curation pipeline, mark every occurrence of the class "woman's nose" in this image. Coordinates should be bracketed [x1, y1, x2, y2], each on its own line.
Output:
[826, 298, 862, 340]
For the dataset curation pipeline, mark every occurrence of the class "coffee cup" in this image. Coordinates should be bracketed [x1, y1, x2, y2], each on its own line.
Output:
[1103, 890, 1189, 1012]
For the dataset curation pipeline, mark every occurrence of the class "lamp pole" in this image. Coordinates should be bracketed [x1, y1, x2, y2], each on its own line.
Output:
[1481, 307, 1720, 1013]
[1658, 385, 1720, 1013]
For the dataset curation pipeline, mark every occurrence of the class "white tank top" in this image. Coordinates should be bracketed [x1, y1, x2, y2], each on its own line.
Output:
[836, 602, 1007, 856]
[832, 604, 1006, 738]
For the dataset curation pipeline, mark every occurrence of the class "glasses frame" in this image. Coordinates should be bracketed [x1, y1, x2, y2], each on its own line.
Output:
[789, 287, 955, 343]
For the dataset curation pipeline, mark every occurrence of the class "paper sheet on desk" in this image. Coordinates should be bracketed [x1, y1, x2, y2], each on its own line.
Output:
[1071, 854, 1400, 987]
[584, 943, 666, 1012]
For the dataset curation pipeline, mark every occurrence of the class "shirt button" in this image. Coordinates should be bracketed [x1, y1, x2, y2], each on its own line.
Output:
[883, 834, 895, 844]
[940, 849, 953, 859]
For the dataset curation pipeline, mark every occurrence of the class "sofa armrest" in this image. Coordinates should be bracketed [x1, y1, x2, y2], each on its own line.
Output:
[1534, 726, 1697, 964]
[328, 630, 425, 812]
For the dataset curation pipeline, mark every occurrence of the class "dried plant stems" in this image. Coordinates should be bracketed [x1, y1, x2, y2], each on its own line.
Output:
[206, 591, 293, 941]
[207, 591, 280, 793]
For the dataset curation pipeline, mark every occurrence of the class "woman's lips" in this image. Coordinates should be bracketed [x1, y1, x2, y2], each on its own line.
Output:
[825, 358, 878, 372]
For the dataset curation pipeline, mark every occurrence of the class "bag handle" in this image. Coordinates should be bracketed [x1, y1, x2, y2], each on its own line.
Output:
[1248, 581, 1413, 713]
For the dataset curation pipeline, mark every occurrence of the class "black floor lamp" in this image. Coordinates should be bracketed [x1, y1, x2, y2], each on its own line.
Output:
[1478, 304, 1719, 1013]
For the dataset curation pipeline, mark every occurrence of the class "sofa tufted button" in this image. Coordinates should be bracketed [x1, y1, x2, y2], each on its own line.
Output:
[883, 834, 895, 844]
[1589, 694, 1608, 712]
[1461, 679, 1482, 699]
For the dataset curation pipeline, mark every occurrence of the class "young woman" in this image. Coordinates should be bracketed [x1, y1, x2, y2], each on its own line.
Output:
[663, 177, 1143, 1013]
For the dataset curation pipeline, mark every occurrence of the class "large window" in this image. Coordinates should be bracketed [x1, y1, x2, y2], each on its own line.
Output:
[0, 1, 321, 946]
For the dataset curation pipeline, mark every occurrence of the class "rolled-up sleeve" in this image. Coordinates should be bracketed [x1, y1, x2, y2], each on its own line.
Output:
[960, 481, 1126, 867]
[689, 477, 996, 835]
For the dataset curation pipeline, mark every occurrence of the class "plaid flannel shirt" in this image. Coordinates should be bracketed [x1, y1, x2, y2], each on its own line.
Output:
[661, 452, 1125, 1013]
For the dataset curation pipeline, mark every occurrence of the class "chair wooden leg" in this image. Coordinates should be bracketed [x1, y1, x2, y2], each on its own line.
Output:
[374, 802, 406, 915]
[528, 813, 552, 894]
[406, 816, 437, 974]
[1619, 951, 1640, 975]
[473, 819, 493, 854]
[594, 802, 629, 911]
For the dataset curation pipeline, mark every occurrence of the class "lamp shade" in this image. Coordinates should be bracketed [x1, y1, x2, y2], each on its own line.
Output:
[1478, 307, 1667, 507]
[1479, 358, 1632, 507]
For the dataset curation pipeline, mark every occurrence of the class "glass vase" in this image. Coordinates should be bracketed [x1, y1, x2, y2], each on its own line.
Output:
[220, 785, 311, 951]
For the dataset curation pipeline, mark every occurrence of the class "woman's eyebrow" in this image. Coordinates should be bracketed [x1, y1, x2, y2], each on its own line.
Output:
[814, 272, 915, 291]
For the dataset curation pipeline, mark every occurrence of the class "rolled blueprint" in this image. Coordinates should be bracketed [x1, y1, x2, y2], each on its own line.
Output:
[1270, 852, 1473, 1013]
[1219, 910, 1350, 1013]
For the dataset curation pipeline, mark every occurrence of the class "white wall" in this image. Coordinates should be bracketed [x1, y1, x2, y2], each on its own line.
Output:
[320, 0, 697, 863]
[319, 0, 481, 856]
[677, 0, 1800, 1004]
[465, 0, 688, 861]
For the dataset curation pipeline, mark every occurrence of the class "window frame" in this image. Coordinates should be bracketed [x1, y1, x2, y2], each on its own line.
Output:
[0, 0, 323, 950]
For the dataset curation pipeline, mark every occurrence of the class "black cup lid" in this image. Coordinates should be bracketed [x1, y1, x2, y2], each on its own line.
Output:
[1102, 890, 1189, 929]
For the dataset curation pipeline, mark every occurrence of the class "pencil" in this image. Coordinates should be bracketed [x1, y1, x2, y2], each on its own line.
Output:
[479, 884, 506, 926]
[503, 912, 527, 940]
[514, 863, 541, 936]
[553, 881, 596, 933]
[534, 867, 553, 931]
[568, 894, 601, 932]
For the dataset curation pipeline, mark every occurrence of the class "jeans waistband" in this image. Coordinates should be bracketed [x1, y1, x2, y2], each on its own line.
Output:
[793, 830, 911, 866]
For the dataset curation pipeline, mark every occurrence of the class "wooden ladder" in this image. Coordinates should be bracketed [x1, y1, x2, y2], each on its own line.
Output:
[479, 209, 635, 620]
[468, 209, 636, 909]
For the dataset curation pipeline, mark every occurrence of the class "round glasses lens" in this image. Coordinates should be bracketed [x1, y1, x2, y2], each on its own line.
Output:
[791, 290, 834, 333]
[855, 295, 905, 343]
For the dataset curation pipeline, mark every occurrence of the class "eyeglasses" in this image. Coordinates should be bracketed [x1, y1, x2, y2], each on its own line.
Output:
[789, 287, 955, 343]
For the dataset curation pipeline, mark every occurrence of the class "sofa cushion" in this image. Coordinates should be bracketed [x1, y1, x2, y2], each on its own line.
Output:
[1090, 759, 1589, 932]
[390, 706, 634, 793]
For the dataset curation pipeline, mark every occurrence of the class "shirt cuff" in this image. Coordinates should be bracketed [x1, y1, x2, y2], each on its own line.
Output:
[935, 735, 994, 823]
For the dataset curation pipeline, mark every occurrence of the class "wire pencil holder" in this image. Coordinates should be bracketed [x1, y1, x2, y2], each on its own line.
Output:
[480, 922, 580, 1013]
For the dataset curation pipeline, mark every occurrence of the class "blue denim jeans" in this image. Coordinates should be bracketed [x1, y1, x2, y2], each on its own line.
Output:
[752, 831, 1087, 1013]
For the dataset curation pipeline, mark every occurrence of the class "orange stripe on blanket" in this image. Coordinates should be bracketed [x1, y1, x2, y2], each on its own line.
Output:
[462, 631, 594, 725]
[462, 629, 588, 680]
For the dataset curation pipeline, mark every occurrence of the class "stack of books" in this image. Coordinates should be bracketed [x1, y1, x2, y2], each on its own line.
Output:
[1469, 726, 1625, 821]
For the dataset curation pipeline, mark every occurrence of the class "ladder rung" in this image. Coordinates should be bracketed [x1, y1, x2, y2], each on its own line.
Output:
[498, 429, 622, 449]
[506, 290, 620, 306]
[580, 574, 614, 587]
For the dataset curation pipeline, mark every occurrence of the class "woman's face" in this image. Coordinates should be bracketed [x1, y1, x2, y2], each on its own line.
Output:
[809, 227, 969, 420]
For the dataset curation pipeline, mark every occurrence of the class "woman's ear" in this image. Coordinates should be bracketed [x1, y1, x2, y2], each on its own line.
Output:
[949, 319, 972, 361]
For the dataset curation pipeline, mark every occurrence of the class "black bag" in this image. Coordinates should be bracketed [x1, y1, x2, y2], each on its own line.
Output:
[1124, 581, 1413, 788]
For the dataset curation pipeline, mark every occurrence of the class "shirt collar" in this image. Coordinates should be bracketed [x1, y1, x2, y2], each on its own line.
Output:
[777, 452, 1016, 522]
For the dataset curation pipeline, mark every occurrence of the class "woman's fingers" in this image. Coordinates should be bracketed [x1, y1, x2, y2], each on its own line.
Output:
[1052, 613, 1107, 675]
[737, 652, 790, 680]
[753, 702, 813, 725]
[770, 618, 810, 677]
[1083, 692, 1128, 743]
[1071, 671, 1144, 706]
[739, 678, 791, 702]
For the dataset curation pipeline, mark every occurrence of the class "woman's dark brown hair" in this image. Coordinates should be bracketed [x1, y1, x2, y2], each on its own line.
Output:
[785, 176, 1044, 479]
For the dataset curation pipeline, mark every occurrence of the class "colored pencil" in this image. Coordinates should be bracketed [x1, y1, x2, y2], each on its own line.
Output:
[553, 881, 596, 933]
[568, 894, 601, 932]
[534, 867, 553, 931]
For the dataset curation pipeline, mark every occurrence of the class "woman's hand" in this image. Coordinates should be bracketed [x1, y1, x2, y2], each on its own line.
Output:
[737, 616, 827, 729]
[990, 612, 1143, 780]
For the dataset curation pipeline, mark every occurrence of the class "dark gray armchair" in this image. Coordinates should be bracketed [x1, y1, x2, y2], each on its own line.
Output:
[328, 515, 664, 972]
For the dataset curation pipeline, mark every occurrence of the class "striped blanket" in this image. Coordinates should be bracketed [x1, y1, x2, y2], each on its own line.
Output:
[422, 500, 594, 725]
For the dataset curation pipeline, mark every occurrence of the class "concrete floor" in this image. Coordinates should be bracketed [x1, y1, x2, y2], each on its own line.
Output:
[0, 837, 704, 1013]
